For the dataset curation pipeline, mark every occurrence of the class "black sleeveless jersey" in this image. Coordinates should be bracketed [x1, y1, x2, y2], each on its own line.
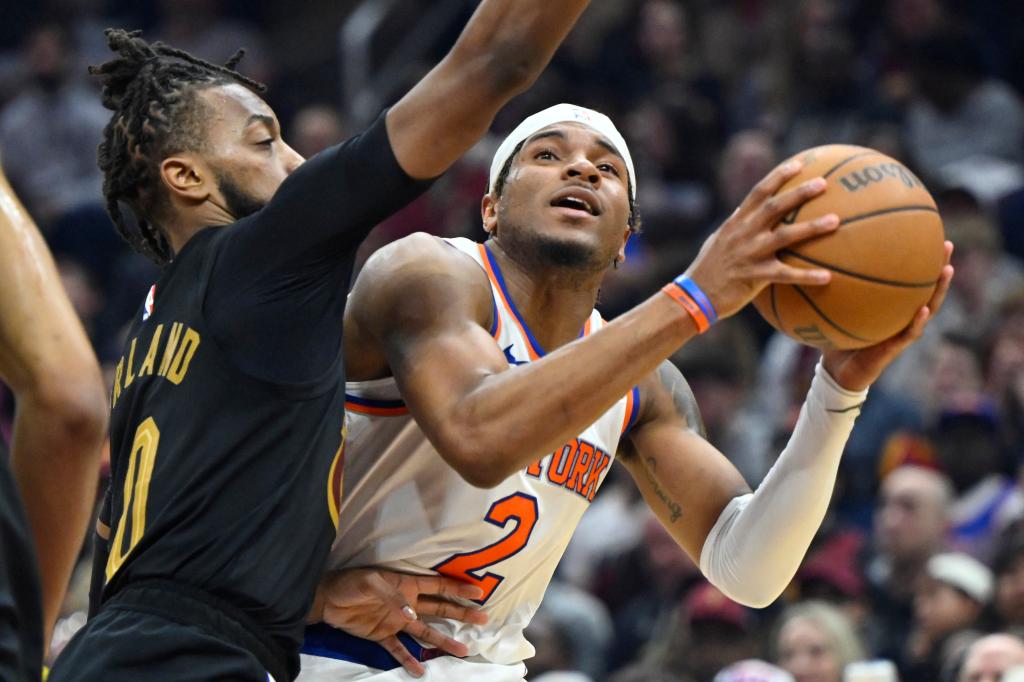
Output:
[93, 111, 432, 658]
[0, 438, 43, 682]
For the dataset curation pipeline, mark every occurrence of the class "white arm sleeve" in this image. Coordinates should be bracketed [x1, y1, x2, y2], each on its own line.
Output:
[699, 360, 867, 607]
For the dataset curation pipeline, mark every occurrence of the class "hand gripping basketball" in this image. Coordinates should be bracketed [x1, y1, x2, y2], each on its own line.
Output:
[681, 159, 839, 321]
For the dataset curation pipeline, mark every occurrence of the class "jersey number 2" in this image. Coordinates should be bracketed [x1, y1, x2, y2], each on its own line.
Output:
[432, 492, 539, 604]
[106, 417, 160, 581]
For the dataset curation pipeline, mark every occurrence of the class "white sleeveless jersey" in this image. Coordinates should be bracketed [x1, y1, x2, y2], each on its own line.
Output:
[325, 237, 639, 666]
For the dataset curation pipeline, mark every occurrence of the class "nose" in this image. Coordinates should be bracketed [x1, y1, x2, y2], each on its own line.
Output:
[564, 154, 600, 186]
[282, 141, 305, 174]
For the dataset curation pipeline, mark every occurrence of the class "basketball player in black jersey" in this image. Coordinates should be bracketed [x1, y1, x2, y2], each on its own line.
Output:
[49, 2, 592, 680]
[0, 165, 107, 680]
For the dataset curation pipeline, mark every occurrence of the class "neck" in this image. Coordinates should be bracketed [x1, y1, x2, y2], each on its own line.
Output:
[165, 204, 237, 255]
[487, 237, 606, 352]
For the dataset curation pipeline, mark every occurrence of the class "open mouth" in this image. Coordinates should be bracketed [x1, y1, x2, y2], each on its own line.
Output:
[550, 189, 601, 216]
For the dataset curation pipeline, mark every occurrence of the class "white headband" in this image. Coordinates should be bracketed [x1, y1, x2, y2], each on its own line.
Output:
[488, 103, 636, 200]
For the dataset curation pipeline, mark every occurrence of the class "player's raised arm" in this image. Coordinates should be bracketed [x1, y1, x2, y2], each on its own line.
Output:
[386, 0, 590, 180]
[0, 167, 107, 644]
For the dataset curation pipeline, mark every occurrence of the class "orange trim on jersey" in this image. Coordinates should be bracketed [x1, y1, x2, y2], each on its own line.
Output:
[583, 316, 593, 336]
[477, 243, 540, 361]
[620, 386, 641, 435]
[327, 428, 346, 529]
[620, 389, 635, 434]
[344, 402, 409, 416]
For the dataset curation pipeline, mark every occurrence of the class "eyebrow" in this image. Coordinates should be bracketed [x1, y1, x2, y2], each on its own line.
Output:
[245, 114, 277, 130]
[524, 129, 626, 165]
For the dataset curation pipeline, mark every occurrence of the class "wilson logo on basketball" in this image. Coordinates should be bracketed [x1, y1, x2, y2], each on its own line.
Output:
[838, 163, 923, 192]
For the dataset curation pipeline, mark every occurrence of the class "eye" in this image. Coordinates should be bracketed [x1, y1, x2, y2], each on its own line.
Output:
[598, 162, 620, 176]
[534, 149, 558, 161]
[256, 138, 274, 148]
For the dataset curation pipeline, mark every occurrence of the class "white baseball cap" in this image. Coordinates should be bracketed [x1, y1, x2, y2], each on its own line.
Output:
[487, 103, 636, 200]
[927, 552, 994, 603]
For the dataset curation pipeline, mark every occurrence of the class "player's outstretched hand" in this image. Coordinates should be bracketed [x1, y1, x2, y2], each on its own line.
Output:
[685, 159, 840, 320]
[310, 568, 488, 677]
[822, 241, 954, 391]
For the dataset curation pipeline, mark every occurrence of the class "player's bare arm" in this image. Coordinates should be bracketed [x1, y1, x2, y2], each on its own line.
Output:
[346, 161, 840, 488]
[616, 361, 751, 556]
[0, 167, 107, 642]
[617, 259, 953, 607]
[386, 0, 590, 180]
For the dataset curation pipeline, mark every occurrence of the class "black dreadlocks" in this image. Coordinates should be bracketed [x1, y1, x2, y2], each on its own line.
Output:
[89, 28, 265, 265]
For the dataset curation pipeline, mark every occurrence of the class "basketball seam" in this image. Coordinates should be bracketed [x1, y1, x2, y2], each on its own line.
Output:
[779, 250, 939, 288]
[822, 151, 877, 179]
[781, 150, 877, 225]
[791, 285, 875, 343]
[840, 205, 939, 226]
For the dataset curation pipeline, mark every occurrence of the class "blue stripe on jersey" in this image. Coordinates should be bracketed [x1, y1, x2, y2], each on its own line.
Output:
[482, 243, 592, 356]
[488, 293, 500, 337]
[302, 623, 425, 669]
[482, 244, 548, 357]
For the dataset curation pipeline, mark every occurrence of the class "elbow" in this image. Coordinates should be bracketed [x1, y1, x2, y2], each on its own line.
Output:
[30, 368, 108, 448]
[435, 428, 515, 489]
[731, 590, 780, 610]
[454, 41, 542, 101]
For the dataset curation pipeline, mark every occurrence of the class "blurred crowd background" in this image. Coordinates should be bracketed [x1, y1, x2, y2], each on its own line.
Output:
[2, 0, 1024, 680]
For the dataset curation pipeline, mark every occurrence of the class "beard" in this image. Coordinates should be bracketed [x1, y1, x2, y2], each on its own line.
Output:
[496, 204, 610, 274]
[215, 171, 267, 220]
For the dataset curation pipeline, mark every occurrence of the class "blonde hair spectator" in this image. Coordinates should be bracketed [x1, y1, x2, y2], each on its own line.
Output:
[775, 601, 867, 682]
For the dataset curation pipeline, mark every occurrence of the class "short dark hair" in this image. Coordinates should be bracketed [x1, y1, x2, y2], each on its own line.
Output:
[493, 139, 642, 233]
[89, 29, 265, 265]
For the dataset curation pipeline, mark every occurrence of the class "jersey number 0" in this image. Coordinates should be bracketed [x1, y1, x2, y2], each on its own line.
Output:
[105, 417, 160, 581]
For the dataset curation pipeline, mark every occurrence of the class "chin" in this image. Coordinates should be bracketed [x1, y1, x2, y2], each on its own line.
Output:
[532, 231, 606, 269]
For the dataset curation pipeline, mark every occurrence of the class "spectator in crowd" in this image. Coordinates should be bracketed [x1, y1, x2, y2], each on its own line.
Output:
[774, 600, 866, 682]
[715, 659, 795, 682]
[934, 397, 1024, 562]
[958, 633, 1024, 682]
[0, 22, 107, 224]
[866, 465, 953, 661]
[288, 104, 347, 159]
[531, 580, 613, 680]
[153, 0, 270, 85]
[904, 27, 1024, 190]
[598, 511, 702, 672]
[992, 530, 1024, 631]
[606, 664, 685, 682]
[985, 289, 1024, 457]
[903, 552, 993, 681]
[646, 583, 760, 682]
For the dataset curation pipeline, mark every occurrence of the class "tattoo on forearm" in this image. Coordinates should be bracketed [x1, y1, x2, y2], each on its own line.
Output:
[644, 456, 683, 523]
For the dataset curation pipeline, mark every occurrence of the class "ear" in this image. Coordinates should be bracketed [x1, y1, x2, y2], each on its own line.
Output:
[481, 192, 499, 236]
[616, 228, 632, 267]
[159, 155, 210, 204]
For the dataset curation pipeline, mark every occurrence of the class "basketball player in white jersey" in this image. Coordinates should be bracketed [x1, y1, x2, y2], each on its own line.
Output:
[300, 104, 954, 680]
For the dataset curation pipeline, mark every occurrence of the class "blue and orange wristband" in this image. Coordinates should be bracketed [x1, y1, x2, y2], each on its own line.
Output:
[661, 275, 718, 333]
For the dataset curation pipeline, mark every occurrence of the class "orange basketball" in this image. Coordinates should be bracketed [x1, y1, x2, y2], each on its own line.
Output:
[752, 145, 946, 350]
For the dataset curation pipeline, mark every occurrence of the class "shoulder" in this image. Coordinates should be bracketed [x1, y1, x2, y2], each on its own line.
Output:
[628, 360, 706, 443]
[349, 233, 494, 334]
[356, 232, 487, 292]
